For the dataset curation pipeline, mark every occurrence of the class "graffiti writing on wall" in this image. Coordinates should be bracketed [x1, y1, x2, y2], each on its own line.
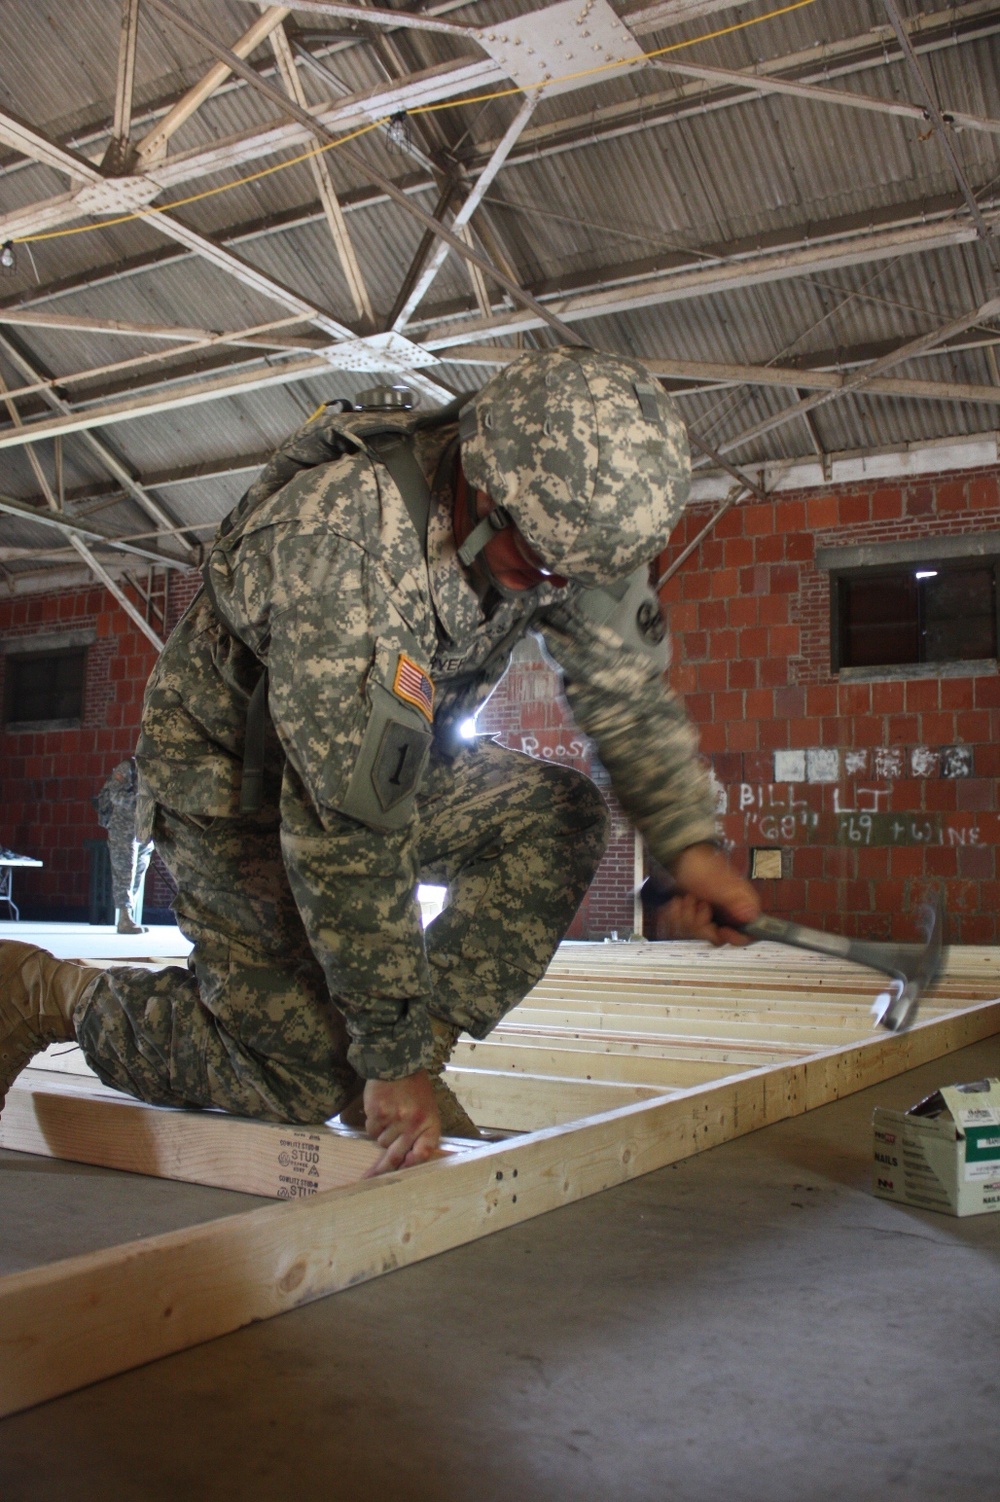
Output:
[772, 745, 974, 782]
[736, 782, 984, 846]
[835, 814, 981, 847]
[520, 735, 589, 762]
[738, 783, 819, 842]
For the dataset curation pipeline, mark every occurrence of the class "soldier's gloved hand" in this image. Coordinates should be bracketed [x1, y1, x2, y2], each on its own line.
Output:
[361, 1070, 442, 1177]
[660, 842, 760, 947]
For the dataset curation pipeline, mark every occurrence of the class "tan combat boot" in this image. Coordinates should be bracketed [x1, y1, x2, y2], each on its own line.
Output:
[0, 942, 99, 1111]
[427, 1015, 482, 1140]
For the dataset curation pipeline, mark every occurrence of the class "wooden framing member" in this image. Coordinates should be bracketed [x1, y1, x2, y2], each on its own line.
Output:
[2, 1070, 393, 1196]
[9, 1058, 667, 1144]
[2, 995, 998, 1419]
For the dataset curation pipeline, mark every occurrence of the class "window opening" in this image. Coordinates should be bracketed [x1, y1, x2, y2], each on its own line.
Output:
[833, 561, 998, 671]
[3, 647, 86, 727]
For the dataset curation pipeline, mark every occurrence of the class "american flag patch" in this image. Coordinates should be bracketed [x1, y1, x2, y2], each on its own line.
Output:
[393, 653, 434, 722]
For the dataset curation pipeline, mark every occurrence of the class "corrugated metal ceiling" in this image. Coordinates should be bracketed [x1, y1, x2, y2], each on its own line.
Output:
[0, 0, 998, 589]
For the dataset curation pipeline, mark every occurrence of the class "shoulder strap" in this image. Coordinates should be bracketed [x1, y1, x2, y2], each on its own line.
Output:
[364, 429, 433, 551]
[201, 423, 434, 817]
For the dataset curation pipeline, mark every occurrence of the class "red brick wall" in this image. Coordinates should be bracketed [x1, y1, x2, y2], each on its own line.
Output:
[4, 466, 998, 943]
[658, 467, 1000, 945]
[481, 468, 999, 943]
[0, 569, 200, 920]
[476, 643, 637, 939]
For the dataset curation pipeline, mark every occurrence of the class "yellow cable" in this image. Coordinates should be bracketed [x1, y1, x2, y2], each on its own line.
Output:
[12, 0, 817, 247]
[16, 117, 390, 242]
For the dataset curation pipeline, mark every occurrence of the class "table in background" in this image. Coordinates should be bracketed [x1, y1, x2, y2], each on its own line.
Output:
[0, 850, 43, 920]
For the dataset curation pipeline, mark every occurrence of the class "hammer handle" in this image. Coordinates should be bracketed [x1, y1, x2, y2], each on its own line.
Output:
[737, 913, 855, 961]
[643, 879, 906, 983]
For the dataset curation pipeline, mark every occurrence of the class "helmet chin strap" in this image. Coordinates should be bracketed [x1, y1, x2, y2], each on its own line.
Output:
[457, 505, 513, 568]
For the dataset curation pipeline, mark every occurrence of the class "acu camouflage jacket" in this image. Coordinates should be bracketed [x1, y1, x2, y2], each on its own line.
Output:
[137, 404, 716, 1074]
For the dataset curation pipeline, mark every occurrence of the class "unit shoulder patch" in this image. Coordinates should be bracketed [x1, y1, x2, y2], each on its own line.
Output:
[393, 653, 434, 721]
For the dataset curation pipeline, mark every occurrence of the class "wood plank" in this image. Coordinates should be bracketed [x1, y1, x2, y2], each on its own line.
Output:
[452, 1038, 786, 1084]
[27, 1034, 748, 1092]
[445, 1067, 668, 1131]
[2, 998, 997, 1419]
[507, 1006, 885, 1045]
[1, 1072, 378, 1197]
[520, 994, 958, 1026]
[0, 1071, 476, 1199]
[15, 1054, 664, 1156]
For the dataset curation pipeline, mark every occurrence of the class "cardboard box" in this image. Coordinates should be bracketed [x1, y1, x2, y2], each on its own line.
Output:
[873, 1078, 1000, 1217]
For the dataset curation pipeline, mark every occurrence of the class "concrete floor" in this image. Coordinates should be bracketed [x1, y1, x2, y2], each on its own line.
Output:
[2, 1038, 999, 1502]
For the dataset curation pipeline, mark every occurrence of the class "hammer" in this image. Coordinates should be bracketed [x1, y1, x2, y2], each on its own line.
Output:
[642, 880, 945, 1032]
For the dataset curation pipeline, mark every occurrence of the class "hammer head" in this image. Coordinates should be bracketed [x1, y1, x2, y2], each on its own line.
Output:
[871, 895, 946, 1032]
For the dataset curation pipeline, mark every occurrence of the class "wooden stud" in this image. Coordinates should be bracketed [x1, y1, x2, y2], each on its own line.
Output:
[103, 0, 141, 175]
[134, 7, 293, 166]
[2, 995, 997, 1419]
[1, 1070, 473, 1197]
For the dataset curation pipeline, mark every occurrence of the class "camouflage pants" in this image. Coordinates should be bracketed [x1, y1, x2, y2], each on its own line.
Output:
[106, 802, 153, 909]
[75, 740, 609, 1123]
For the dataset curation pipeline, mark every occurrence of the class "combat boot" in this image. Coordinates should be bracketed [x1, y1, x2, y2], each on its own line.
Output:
[116, 904, 147, 936]
[0, 942, 99, 1111]
[427, 1015, 482, 1140]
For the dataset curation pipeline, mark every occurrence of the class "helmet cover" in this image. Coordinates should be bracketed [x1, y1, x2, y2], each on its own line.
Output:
[460, 347, 690, 586]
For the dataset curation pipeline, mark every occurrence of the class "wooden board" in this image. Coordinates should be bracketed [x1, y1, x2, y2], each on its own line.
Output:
[2, 938, 999, 1418]
[3, 1066, 666, 1162]
[2, 995, 998, 1419]
[2, 1070, 391, 1197]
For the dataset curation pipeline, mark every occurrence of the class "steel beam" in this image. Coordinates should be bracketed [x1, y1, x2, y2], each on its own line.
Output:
[102, 0, 142, 176]
[649, 55, 1000, 137]
[270, 21, 375, 326]
[142, 0, 582, 349]
[0, 329, 200, 559]
[0, 372, 166, 647]
[391, 96, 538, 330]
[705, 296, 1000, 459]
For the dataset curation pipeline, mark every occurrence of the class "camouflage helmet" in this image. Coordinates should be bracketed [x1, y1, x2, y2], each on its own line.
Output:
[457, 347, 690, 587]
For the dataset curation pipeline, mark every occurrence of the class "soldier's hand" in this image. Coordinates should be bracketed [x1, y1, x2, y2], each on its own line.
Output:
[664, 842, 761, 947]
[362, 1070, 442, 1177]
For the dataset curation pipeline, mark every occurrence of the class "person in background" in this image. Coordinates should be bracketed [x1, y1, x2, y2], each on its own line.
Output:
[95, 758, 154, 936]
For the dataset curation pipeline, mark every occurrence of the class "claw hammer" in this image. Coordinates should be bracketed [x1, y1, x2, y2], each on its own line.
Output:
[643, 882, 946, 1032]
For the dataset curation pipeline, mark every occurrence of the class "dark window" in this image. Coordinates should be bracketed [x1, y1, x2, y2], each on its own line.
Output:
[832, 561, 998, 671]
[3, 648, 86, 726]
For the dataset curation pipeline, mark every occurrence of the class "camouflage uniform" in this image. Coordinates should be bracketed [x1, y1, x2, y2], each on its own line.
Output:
[95, 759, 154, 913]
[74, 349, 717, 1124]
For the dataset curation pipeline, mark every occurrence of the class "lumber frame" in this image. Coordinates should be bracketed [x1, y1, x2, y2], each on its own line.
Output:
[1, 996, 998, 1419]
[1, 1070, 397, 1196]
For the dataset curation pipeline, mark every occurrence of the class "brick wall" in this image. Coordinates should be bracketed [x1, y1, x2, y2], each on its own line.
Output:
[657, 467, 1000, 945]
[477, 640, 637, 939]
[0, 569, 200, 921]
[482, 467, 1000, 943]
[4, 465, 998, 942]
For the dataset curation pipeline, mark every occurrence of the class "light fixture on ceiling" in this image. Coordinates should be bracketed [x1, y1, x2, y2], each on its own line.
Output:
[385, 111, 412, 154]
